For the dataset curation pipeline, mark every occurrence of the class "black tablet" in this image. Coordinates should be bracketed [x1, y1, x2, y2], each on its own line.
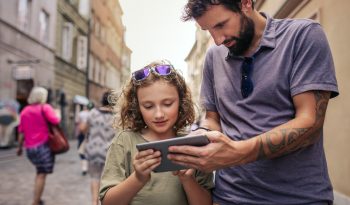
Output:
[136, 135, 209, 172]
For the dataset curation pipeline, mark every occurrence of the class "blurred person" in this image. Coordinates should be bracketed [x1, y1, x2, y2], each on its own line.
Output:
[0, 99, 20, 147]
[17, 87, 60, 205]
[167, 0, 339, 204]
[81, 91, 115, 205]
[99, 60, 213, 205]
[75, 103, 93, 175]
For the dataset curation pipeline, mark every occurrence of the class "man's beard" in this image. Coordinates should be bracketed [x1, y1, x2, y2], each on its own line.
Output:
[227, 13, 255, 56]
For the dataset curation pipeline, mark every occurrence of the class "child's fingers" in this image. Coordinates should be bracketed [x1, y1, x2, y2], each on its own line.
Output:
[135, 149, 157, 159]
[137, 156, 161, 171]
[147, 161, 161, 172]
[135, 150, 161, 163]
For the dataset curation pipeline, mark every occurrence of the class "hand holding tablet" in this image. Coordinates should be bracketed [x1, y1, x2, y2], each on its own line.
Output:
[136, 135, 210, 172]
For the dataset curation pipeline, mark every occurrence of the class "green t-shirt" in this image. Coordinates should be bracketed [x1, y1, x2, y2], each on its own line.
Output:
[99, 131, 214, 205]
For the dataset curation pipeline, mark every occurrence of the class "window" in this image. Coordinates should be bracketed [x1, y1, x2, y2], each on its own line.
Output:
[17, 0, 32, 31]
[100, 65, 105, 85]
[39, 10, 50, 43]
[100, 26, 105, 42]
[62, 22, 73, 61]
[94, 19, 100, 38]
[94, 58, 100, 83]
[76, 35, 88, 70]
[89, 54, 94, 80]
[78, 0, 90, 19]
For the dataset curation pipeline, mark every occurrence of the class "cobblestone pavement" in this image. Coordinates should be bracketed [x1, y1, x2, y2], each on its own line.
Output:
[0, 140, 91, 205]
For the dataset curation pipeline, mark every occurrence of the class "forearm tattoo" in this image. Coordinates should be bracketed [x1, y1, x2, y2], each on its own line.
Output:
[257, 91, 329, 160]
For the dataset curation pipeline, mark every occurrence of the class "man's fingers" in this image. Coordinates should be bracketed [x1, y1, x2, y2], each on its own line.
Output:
[168, 144, 204, 156]
[168, 152, 201, 166]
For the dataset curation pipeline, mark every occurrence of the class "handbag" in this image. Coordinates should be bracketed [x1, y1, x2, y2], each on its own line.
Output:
[41, 105, 69, 154]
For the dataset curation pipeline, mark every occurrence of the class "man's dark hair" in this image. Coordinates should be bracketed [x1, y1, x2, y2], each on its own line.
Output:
[101, 90, 112, 106]
[182, 0, 254, 21]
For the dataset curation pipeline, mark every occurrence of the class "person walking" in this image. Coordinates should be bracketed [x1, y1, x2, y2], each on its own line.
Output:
[17, 87, 60, 205]
[168, 0, 339, 204]
[75, 103, 92, 175]
[81, 91, 115, 205]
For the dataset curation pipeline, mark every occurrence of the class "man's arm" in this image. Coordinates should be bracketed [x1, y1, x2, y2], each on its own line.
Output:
[195, 111, 222, 132]
[168, 90, 330, 172]
[255, 90, 329, 160]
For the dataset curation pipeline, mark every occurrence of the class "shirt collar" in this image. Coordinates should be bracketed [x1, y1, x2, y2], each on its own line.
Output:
[259, 12, 276, 50]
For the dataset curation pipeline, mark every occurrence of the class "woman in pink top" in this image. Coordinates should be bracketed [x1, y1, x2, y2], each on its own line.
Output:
[17, 87, 60, 205]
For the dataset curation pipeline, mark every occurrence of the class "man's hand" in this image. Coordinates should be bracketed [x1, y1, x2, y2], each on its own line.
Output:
[168, 131, 254, 172]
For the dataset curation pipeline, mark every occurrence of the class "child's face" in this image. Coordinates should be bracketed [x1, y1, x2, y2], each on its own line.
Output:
[137, 80, 179, 139]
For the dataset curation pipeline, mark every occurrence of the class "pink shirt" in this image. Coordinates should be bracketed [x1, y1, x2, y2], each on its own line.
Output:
[18, 103, 60, 148]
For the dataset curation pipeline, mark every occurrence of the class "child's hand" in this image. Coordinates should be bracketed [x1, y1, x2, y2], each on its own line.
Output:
[133, 149, 161, 183]
[172, 169, 195, 183]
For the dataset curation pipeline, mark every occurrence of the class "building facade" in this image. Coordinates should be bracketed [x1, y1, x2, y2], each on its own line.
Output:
[88, 0, 129, 104]
[54, 0, 89, 137]
[185, 0, 350, 203]
[185, 24, 213, 112]
[0, 0, 57, 111]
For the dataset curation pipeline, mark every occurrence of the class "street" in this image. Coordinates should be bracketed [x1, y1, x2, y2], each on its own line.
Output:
[0, 140, 91, 205]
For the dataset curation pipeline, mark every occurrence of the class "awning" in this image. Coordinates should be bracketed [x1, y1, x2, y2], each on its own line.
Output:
[73, 95, 89, 105]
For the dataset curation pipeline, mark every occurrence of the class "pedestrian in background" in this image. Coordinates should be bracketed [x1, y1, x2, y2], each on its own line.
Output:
[81, 91, 115, 205]
[75, 103, 93, 175]
[99, 60, 213, 205]
[17, 86, 61, 205]
[168, 0, 339, 204]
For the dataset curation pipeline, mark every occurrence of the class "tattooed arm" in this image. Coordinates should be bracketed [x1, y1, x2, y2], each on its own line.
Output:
[168, 90, 331, 172]
[256, 90, 330, 160]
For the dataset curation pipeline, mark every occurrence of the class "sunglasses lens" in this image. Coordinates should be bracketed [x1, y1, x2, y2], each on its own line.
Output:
[133, 67, 150, 81]
[241, 58, 254, 98]
[241, 78, 253, 98]
[154, 65, 172, 75]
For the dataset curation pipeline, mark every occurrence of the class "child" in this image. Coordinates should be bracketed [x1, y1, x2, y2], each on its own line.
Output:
[99, 60, 213, 205]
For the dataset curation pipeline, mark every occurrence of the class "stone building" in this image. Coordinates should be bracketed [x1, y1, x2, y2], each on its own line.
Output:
[185, 0, 350, 203]
[0, 0, 57, 111]
[54, 0, 89, 137]
[185, 24, 213, 111]
[88, 0, 129, 104]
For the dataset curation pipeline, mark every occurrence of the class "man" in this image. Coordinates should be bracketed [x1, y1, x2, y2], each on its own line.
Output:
[168, 0, 339, 204]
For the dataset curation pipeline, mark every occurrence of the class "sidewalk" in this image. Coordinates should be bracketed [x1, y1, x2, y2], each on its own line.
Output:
[0, 140, 91, 205]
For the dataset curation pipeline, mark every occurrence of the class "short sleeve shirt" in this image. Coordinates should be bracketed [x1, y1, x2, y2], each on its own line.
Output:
[99, 131, 214, 205]
[200, 14, 338, 204]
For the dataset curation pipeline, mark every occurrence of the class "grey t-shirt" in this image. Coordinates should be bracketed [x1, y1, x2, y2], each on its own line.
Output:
[201, 14, 338, 204]
[99, 131, 214, 205]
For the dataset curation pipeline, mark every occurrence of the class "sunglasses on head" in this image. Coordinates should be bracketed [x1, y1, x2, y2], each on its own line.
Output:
[241, 57, 254, 98]
[132, 64, 174, 82]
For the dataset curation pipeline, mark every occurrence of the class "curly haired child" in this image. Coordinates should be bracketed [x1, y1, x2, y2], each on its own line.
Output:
[99, 60, 213, 205]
